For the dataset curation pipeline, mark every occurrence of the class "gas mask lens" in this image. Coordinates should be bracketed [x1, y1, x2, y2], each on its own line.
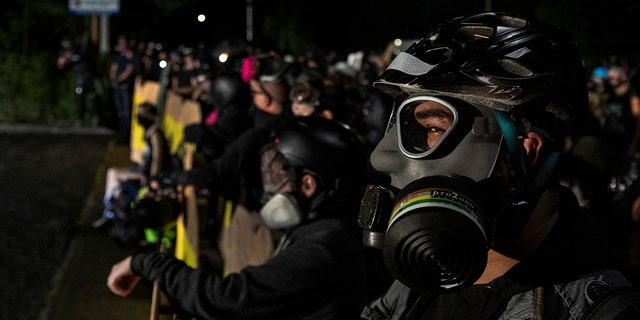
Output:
[260, 144, 293, 205]
[397, 96, 458, 159]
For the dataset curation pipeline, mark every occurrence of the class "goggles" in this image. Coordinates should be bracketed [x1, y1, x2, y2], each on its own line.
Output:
[393, 96, 460, 159]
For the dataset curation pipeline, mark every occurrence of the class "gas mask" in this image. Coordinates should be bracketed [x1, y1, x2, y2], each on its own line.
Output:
[260, 192, 304, 229]
[259, 145, 304, 229]
[359, 95, 507, 290]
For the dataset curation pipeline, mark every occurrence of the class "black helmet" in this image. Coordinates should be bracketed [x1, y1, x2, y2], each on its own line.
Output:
[374, 12, 587, 121]
[210, 72, 250, 111]
[274, 116, 368, 192]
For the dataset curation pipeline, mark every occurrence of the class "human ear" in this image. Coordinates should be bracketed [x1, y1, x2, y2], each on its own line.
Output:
[520, 131, 544, 167]
[300, 174, 317, 198]
[320, 109, 334, 120]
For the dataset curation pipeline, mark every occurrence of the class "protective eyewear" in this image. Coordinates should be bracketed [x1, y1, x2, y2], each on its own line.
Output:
[394, 96, 459, 159]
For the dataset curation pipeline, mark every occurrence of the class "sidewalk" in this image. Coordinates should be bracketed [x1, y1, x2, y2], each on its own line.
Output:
[41, 138, 156, 320]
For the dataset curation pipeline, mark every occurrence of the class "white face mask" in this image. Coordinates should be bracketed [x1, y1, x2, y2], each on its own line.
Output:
[260, 145, 303, 229]
[260, 192, 303, 229]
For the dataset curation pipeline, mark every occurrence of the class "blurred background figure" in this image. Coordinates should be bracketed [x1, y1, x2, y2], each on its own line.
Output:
[57, 37, 101, 127]
[109, 35, 136, 143]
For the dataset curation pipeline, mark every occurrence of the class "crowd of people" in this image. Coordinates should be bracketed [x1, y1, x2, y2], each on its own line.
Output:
[89, 11, 640, 319]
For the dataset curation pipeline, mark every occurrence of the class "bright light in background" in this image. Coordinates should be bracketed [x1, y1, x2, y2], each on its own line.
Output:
[394, 38, 403, 47]
[197, 14, 206, 22]
[159, 60, 168, 69]
[218, 52, 229, 63]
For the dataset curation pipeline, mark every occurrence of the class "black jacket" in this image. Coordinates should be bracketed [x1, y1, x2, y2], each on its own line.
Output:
[362, 186, 639, 320]
[186, 111, 286, 211]
[132, 218, 368, 319]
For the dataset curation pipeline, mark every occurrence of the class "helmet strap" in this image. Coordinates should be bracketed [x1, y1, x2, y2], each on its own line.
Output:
[494, 110, 527, 178]
[494, 109, 562, 203]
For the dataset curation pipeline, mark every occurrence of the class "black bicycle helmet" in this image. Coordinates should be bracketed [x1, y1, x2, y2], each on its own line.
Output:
[273, 116, 368, 191]
[210, 72, 250, 111]
[374, 11, 587, 121]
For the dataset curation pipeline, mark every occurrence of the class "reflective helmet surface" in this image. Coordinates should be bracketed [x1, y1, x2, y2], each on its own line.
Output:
[374, 12, 587, 120]
[274, 116, 368, 190]
[210, 72, 250, 111]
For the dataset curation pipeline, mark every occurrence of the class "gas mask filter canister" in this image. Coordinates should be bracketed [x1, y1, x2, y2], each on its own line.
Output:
[361, 175, 490, 290]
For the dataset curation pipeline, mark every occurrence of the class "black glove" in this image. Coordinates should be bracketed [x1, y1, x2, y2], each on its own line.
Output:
[175, 169, 199, 186]
[183, 124, 202, 143]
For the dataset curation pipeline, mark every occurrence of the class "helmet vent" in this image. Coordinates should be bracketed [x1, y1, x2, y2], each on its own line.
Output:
[498, 58, 533, 77]
[499, 15, 527, 28]
[456, 26, 494, 42]
[424, 47, 453, 63]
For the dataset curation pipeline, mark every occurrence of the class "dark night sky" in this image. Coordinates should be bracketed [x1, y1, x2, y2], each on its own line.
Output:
[2, 0, 638, 65]
[111, 0, 486, 53]
[102, 0, 640, 64]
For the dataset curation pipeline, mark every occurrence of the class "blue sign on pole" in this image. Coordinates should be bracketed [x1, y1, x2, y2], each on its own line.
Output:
[69, 0, 120, 16]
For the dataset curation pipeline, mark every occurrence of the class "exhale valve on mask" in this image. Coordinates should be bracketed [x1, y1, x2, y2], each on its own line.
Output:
[359, 175, 490, 291]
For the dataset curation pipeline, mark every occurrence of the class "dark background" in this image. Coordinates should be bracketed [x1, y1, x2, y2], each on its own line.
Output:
[0, 1, 639, 319]
[2, 0, 639, 65]
[0, 132, 115, 320]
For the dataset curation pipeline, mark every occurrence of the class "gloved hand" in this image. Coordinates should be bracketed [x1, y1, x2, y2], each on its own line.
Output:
[144, 173, 179, 200]
[175, 169, 199, 186]
[183, 124, 202, 143]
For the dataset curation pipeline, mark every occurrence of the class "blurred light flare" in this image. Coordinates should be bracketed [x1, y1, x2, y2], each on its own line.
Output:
[218, 52, 229, 63]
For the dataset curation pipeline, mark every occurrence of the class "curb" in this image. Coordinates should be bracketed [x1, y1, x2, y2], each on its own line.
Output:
[0, 124, 116, 136]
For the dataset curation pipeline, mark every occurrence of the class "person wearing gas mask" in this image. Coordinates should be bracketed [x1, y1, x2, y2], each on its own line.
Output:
[358, 12, 640, 320]
[107, 116, 370, 319]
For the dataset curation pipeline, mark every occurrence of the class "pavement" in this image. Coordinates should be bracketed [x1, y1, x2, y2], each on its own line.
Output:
[21, 123, 223, 320]
[0, 123, 165, 320]
[33, 126, 157, 320]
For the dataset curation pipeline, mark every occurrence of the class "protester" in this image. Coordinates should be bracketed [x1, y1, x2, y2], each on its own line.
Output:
[358, 12, 640, 319]
[107, 116, 370, 319]
[170, 47, 200, 100]
[181, 51, 292, 215]
[602, 65, 640, 162]
[109, 35, 136, 143]
[57, 37, 100, 126]
[354, 65, 393, 152]
[182, 69, 253, 162]
[94, 102, 174, 242]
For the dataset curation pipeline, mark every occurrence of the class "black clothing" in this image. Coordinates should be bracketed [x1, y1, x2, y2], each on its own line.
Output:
[59, 45, 98, 121]
[184, 73, 253, 160]
[132, 218, 368, 319]
[185, 110, 286, 212]
[602, 86, 639, 155]
[140, 125, 174, 179]
[362, 186, 638, 320]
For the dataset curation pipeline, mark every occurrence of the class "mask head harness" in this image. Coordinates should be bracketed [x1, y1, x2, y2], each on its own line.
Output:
[359, 11, 587, 291]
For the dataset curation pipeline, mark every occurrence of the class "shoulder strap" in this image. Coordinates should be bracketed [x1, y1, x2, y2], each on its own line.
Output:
[581, 286, 640, 320]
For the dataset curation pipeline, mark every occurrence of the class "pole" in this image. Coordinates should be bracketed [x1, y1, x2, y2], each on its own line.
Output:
[99, 15, 110, 54]
[91, 15, 99, 45]
[484, 0, 492, 11]
[246, 0, 253, 43]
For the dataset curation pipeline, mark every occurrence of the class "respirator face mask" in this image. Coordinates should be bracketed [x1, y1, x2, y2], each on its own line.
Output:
[259, 145, 304, 229]
[359, 95, 505, 290]
[260, 192, 303, 229]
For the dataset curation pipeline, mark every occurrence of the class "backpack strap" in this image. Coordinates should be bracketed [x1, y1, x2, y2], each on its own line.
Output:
[581, 286, 640, 320]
